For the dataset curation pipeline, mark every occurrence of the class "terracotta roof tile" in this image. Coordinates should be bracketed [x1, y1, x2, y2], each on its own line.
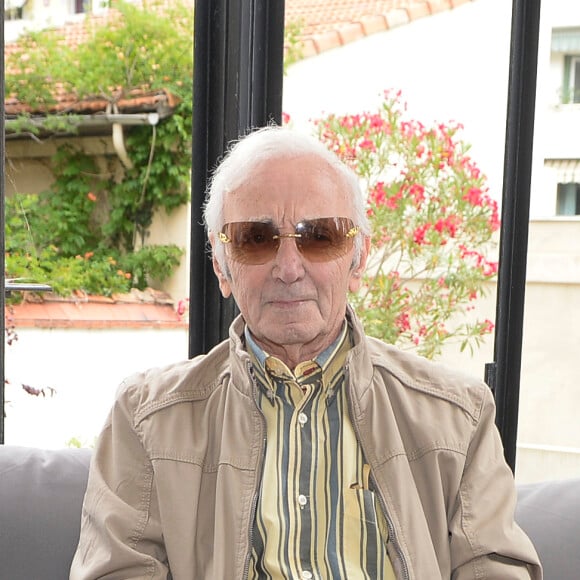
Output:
[4, 86, 179, 116]
[7, 289, 187, 329]
[358, 13, 390, 35]
[9, 301, 186, 329]
[335, 21, 366, 45]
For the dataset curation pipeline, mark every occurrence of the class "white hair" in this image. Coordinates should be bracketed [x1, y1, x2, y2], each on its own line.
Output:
[203, 125, 370, 270]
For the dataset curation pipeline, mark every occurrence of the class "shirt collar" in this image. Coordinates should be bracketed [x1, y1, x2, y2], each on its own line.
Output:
[245, 321, 350, 392]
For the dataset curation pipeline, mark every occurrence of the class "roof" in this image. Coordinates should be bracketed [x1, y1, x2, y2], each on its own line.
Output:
[287, 0, 474, 57]
[4, 0, 475, 118]
[8, 288, 187, 330]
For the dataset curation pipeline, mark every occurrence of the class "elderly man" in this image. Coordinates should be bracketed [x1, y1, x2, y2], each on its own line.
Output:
[71, 126, 542, 579]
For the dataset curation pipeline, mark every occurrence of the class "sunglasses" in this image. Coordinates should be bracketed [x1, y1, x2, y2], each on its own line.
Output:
[217, 217, 360, 265]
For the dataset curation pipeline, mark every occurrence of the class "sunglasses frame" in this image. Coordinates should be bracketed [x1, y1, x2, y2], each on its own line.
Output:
[217, 217, 360, 265]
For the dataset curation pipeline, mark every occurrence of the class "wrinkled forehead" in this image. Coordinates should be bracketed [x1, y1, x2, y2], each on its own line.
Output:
[223, 154, 354, 223]
[227, 150, 344, 192]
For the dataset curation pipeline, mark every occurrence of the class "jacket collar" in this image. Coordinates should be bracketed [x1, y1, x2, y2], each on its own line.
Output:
[226, 304, 376, 400]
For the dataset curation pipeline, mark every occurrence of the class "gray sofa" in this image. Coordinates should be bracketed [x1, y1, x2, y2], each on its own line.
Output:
[0, 446, 92, 580]
[0, 445, 578, 579]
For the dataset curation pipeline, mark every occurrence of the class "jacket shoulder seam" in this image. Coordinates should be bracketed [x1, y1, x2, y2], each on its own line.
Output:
[369, 354, 486, 423]
[132, 382, 221, 425]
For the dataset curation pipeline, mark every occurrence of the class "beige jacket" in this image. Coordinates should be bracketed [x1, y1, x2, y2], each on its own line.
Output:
[71, 309, 542, 579]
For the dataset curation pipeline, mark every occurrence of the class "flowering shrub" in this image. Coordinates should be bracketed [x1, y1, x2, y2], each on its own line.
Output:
[5, 193, 182, 297]
[316, 90, 499, 358]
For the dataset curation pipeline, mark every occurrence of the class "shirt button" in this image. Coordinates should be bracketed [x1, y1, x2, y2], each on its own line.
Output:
[298, 413, 308, 426]
[298, 494, 308, 507]
[301, 571, 313, 580]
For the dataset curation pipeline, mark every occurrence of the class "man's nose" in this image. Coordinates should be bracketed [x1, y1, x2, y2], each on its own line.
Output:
[272, 237, 306, 282]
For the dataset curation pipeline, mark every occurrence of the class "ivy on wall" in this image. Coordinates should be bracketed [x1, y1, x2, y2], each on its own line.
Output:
[5, 0, 194, 297]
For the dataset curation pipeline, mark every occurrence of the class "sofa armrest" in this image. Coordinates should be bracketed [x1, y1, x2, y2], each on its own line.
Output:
[516, 477, 580, 580]
[0, 445, 91, 580]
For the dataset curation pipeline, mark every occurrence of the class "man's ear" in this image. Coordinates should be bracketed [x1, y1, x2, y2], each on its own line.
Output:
[349, 235, 371, 293]
[209, 232, 232, 298]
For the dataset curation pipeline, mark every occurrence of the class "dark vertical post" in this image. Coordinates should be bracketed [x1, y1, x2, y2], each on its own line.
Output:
[1, 3, 6, 443]
[189, 0, 285, 358]
[485, 0, 542, 472]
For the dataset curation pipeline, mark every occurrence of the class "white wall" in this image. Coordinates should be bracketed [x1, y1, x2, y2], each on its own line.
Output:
[4, 0, 108, 43]
[283, 0, 513, 207]
[530, 0, 580, 217]
[529, 3, 580, 468]
[4, 327, 188, 448]
[146, 203, 191, 303]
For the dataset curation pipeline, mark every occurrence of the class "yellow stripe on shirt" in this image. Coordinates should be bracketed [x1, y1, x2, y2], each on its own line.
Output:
[245, 322, 396, 580]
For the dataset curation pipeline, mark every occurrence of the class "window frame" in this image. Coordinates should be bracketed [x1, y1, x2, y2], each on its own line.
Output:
[556, 182, 580, 215]
[570, 55, 580, 103]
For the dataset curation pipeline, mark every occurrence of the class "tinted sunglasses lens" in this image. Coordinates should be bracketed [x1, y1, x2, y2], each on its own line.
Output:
[221, 217, 357, 264]
[297, 217, 356, 262]
[223, 221, 278, 264]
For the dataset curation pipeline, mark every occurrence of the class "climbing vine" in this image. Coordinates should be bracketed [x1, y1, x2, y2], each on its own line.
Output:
[4, 0, 194, 296]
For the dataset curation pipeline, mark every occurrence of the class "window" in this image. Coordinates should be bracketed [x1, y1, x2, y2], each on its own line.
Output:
[556, 183, 580, 215]
[551, 28, 580, 103]
[5, 7, 23, 20]
[546, 160, 580, 215]
[5, 0, 25, 20]
[74, 0, 90, 14]
[569, 56, 580, 104]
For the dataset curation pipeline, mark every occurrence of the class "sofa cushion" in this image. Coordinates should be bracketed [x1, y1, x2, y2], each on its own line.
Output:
[0, 445, 91, 580]
[516, 477, 580, 580]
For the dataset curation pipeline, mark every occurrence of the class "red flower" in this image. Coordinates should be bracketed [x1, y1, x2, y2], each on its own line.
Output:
[370, 182, 386, 206]
[358, 138, 376, 151]
[482, 319, 495, 333]
[413, 224, 430, 245]
[396, 312, 411, 332]
[409, 183, 425, 205]
[434, 216, 459, 237]
[386, 193, 400, 210]
[463, 187, 483, 206]
[482, 261, 498, 277]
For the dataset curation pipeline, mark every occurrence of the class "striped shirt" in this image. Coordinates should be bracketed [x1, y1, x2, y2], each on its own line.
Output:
[245, 323, 395, 580]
